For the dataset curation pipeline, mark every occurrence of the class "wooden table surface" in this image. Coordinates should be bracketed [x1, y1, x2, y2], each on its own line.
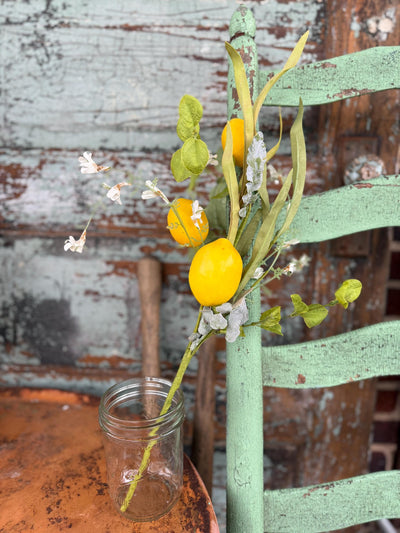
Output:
[0, 387, 220, 533]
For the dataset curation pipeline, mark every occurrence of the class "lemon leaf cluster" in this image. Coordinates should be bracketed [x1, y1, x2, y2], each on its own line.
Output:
[171, 95, 209, 186]
[290, 279, 363, 328]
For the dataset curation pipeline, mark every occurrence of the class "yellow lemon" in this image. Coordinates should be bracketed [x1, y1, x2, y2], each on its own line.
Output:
[221, 117, 245, 167]
[189, 238, 243, 306]
[167, 198, 209, 247]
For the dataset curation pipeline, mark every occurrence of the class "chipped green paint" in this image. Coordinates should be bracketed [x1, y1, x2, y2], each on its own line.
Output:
[264, 470, 400, 532]
[279, 174, 400, 243]
[263, 321, 400, 389]
[226, 7, 264, 533]
[262, 47, 400, 106]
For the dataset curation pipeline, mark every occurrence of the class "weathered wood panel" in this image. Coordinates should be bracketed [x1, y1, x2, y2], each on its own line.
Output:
[0, 0, 323, 151]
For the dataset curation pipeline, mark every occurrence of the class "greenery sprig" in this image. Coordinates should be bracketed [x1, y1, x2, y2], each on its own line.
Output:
[64, 30, 363, 515]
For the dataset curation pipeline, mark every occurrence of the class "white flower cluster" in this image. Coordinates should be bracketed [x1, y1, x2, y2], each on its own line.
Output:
[283, 253, 310, 275]
[239, 132, 267, 218]
[189, 298, 249, 349]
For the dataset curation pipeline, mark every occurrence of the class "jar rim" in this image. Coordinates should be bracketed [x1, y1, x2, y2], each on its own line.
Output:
[99, 377, 184, 435]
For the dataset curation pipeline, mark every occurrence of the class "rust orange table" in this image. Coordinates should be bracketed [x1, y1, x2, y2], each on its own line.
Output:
[0, 388, 220, 532]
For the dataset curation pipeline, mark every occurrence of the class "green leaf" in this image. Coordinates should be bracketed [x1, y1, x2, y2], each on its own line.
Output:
[181, 138, 209, 175]
[276, 99, 306, 239]
[290, 294, 309, 316]
[171, 148, 197, 183]
[177, 120, 200, 142]
[290, 295, 328, 328]
[235, 207, 262, 258]
[253, 30, 309, 127]
[302, 304, 329, 328]
[176, 95, 203, 141]
[335, 279, 362, 309]
[221, 122, 240, 245]
[225, 42, 255, 168]
[259, 306, 282, 335]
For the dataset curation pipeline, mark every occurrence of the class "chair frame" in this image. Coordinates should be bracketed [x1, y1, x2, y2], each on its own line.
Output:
[225, 6, 400, 532]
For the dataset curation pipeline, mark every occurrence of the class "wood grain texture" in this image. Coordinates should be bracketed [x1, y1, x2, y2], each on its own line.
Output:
[138, 256, 161, 377]
[0, 0, 322, 152]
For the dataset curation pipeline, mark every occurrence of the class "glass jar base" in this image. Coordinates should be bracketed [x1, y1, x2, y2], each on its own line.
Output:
[116, 474, 180, 522]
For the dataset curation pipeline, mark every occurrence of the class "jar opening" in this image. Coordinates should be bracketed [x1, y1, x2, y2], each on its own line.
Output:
[99, 377, 184, 438]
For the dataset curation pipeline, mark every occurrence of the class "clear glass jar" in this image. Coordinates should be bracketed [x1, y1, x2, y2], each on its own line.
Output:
[99, 377, 184, 522]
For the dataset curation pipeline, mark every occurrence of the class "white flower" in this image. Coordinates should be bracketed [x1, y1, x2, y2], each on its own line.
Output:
[215, 303, 232, 314]
[298, 253, 311, 269]
[106, 182, 130, 205]
[283, 253, 310, 275]
[78, 152, 110, 174]
[240, 132, 267, 212]
[64, 230, 87, 253]
[189, 332, 202, 351]
[141, 180, 170, 204]
[208, 152, 219, 166]
[252, 267, 264, 280]
[282, 239, 300, 249]
[226, 298, 249, 343]
[191, 200, 204, 229]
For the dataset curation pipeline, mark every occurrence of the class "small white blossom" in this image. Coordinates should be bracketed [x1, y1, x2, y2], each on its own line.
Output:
[239, 207, 247, 218]
[215, 303, 232, 314]
[226, 298, 249, 343]
[267, 164, 283, 183]
[64, 230, 87, 253]
[298, 253, 311, 268]
[190, 200, 205, 229]
[105, 182, 130, 205]
[79, 152, 110, 174]
[208, 152, 218, 166]
[141, 180, 170, 204]
[252, 267, 264, 280]
[189, 332, 202, 351]
[282, 239, 300, 249]
[240, 132, 267, 215]
[283, 253, 310, 275]
[198, 307, 227, 335]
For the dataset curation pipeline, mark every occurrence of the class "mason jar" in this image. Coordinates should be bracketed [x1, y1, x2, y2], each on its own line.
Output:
[99, 377, 185, 522]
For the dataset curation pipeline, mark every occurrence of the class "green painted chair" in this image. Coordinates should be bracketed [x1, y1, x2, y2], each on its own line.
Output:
[225, 6, 400, 532]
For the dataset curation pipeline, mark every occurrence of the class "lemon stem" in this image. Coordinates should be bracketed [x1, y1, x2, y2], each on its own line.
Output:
[120, 307, 213, 513]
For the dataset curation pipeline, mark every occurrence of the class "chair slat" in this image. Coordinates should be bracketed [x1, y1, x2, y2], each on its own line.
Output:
[261, 47, 400, 107]
[262, 321, 400, 389]
[277, 175, 400, 244]
[264, 470, 400, 532]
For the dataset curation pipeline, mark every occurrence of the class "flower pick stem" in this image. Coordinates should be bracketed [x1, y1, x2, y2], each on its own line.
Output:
[120, 315, 212, 513]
